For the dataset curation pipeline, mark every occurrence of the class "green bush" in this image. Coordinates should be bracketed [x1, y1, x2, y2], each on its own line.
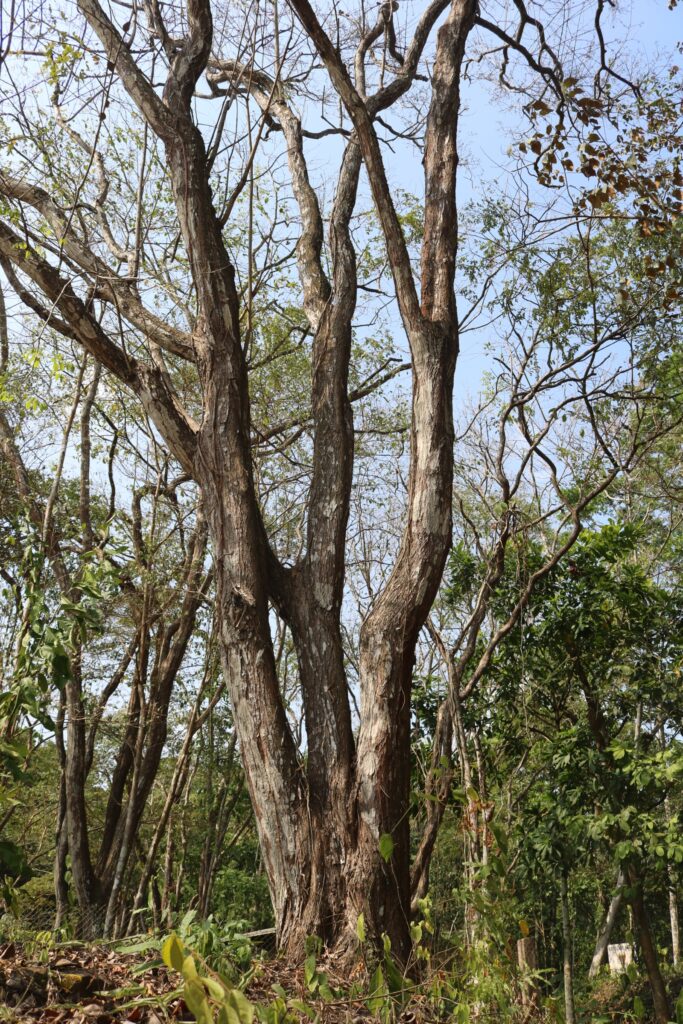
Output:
[211, 866, 272, 931]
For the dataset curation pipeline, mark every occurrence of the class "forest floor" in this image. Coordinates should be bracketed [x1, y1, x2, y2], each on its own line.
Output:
[0, 940, 414, 1024]
[0, 937, 518, 1024]
[0, 940, 182, 1023]
[2, 937, 681, 1023]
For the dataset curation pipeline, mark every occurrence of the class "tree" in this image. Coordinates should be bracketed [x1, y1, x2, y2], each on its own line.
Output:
[0, 0, 680, 959]
[485, 523, 683, 1022]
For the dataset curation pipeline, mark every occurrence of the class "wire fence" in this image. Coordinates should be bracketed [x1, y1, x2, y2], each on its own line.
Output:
[2, 890, 278, 958]
[2, 898, 104, 941]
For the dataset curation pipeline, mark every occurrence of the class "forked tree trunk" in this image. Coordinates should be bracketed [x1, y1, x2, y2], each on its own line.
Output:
[191, 0, 474, 959]
[15, 0, 475, 960]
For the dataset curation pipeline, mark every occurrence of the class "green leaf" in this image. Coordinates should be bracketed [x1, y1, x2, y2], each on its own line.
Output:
[161, 933, 185, 972]
[226, 988, 256, 1024]
[378, 833, 394, 863]
[113, 937, 160, 955]
[675, 988, 683, 1024]
[490, 823, 509, 853]
[182, 955, 199, 981]
[384, 954, 405, 997]
[367, 966, 387, 1014]
[304, 953, 317, 990]
[179, 907, 198, 933]
[203, 975, 226, 999]
[356, 912, 366, 943]
[288, 998, 316, 1020]
[184, 978, 214, 1024]
[318, 976, 335, 1003]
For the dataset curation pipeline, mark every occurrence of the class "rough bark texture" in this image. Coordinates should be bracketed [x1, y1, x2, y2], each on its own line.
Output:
[3, 0, 479, 957]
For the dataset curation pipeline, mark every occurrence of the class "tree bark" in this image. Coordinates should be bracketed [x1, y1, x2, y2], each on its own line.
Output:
[64, 651, 106, 937]
[664, 791, 680, 966]
[8, 0, 479, 960]
[589, 868, 625, 979]
[627, 862, 671, 1024]
[668, 870, 680, 967]
[560, 870, 576, 1024]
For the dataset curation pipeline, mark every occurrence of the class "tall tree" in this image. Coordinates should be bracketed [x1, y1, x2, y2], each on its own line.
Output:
[0, 0, 679, 958]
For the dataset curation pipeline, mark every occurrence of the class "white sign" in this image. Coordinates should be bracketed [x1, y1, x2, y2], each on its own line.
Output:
[607, 943, 633, 974]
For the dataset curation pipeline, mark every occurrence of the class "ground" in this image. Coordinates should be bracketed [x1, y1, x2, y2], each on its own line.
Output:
[2, 937, 682, 1023]
[0, 939, 462, 1023]
[0, 941, 181, 1023]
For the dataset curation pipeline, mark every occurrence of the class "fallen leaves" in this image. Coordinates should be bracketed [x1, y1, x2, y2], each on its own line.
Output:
[0, 941, 185, 1023]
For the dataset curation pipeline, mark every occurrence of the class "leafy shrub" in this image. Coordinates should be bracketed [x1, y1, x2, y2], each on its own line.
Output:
[211, 865, 272, 931]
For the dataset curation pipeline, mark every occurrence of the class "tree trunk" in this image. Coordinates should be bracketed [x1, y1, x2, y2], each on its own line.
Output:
[668, 872, 680, 967]
[560, 870, 576, 1024]
[53, 807, 70, 931]
[517, 935, 538, 1011]
[665, 792, 680, 966]
[58, 0, 477, 962]
[64, 655, 105, 937]
[161, 816, 175, 927]
[53, 693, 70, 930]
[410, 694, 454, 909]
[589, 868, 625, 978]
[627, 862, 671, 1024]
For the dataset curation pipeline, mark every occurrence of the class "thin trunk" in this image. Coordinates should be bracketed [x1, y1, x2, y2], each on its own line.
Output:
[170, 757, 198, 921]
[560, 870, 576, 1024]
[517, 935, 538, 1011]
[668, 869, 680, 967]
[128, 668, 224, 927]
[411, 620, 458, 908]
[410, 696, 454, 909]
[589, 868, 625, 978]
[161, 814, 175, 926]
[103, 671, 147, 938]
[53, 803, 69, 930]
[473, 732, 490, 869]
[99, 518, 209, 927]
[207, 817, 251, 917]
[79, 361, 100, 551]
[664, 789, 680, 965]
[53, 691, 70, 929]
[197, 770, 242, 918]
[454, 688, 479, 946]
[64, 650, 104, 935]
